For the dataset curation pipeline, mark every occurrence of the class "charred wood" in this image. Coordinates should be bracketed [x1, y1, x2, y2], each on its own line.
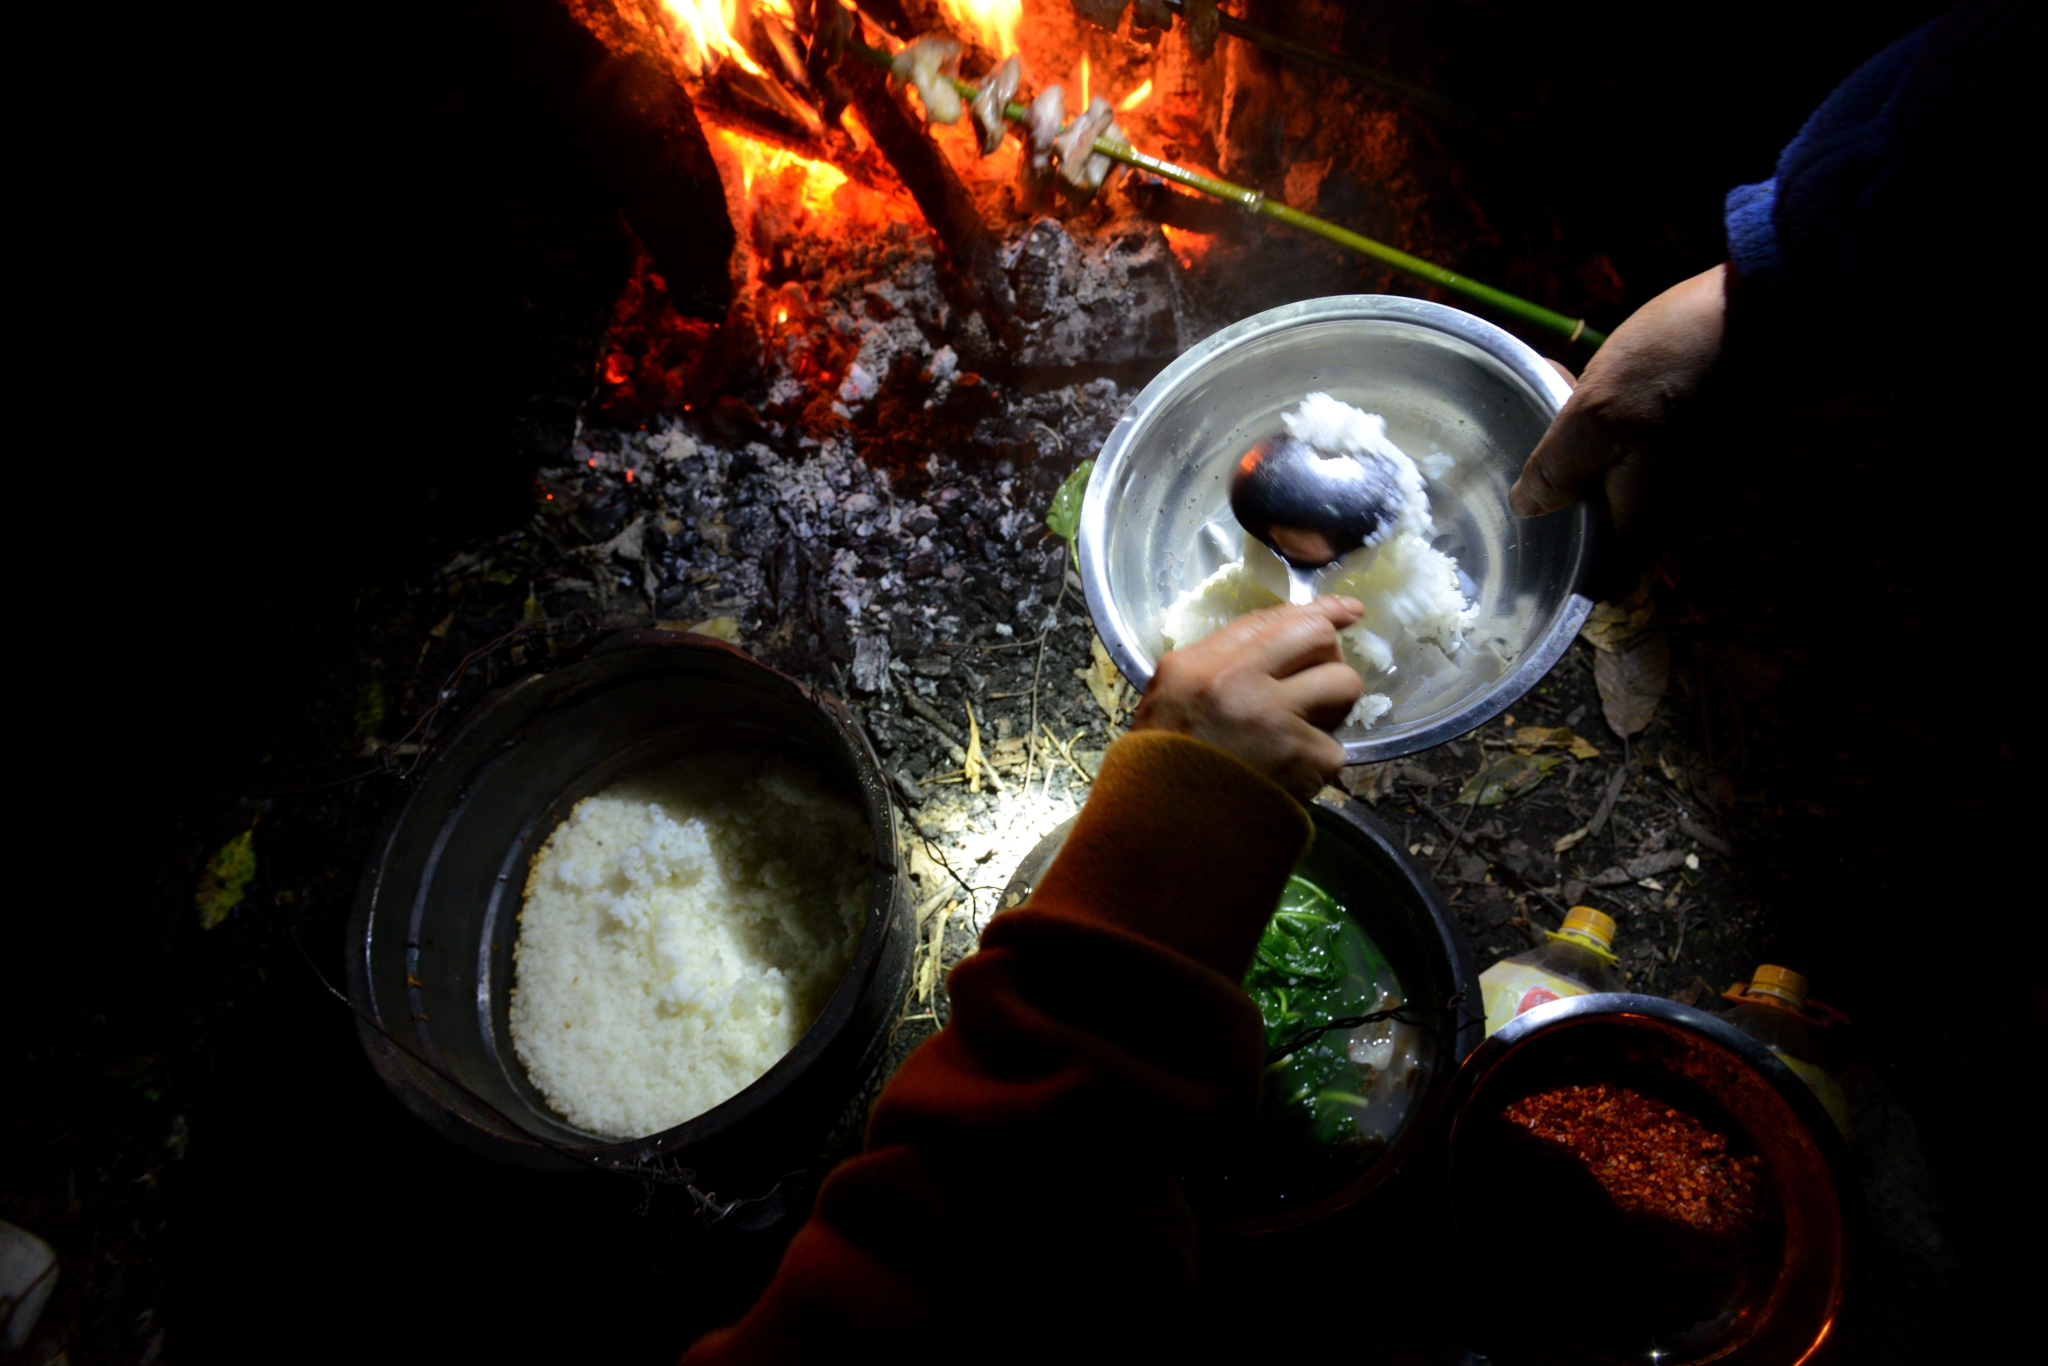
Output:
[839, 50, 1014, 325]
[580, 49, 737, 321]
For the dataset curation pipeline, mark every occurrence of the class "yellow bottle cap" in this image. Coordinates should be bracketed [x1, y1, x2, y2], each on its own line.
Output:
[1747, 964, 1809, 1010]
[1559, 906, 1617, 954]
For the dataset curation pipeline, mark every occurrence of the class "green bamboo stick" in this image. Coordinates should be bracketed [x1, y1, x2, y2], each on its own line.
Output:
[850, 39, 1605, 349]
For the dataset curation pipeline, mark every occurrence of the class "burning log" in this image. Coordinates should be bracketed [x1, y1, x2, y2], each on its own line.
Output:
[837, 36, 1015, 323]
[842, 31, 1604, 348]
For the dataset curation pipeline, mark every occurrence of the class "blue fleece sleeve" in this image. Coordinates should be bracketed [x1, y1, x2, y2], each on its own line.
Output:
[1723, 179, 1781, 288]
[1725, 0, 2030, 304]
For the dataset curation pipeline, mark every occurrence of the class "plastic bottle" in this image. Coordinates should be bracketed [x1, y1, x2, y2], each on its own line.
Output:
[1723, 964, 1853, 1139]
[1479, 905, 1622, 1036]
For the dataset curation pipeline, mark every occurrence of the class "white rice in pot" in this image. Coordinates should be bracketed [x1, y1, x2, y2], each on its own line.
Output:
[509, 750, 872, 1140]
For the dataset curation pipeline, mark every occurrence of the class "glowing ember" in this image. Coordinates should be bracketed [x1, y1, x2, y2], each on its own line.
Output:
[839, 106, 875, 153]
[1080, 55, 1090, 110]
[663, 0, 767, 78]
[937, 0, 1021, 56]
[1160, 223, 1214, 270]
[717, 128, 849, 214]
[1118, 78, 1153, 112]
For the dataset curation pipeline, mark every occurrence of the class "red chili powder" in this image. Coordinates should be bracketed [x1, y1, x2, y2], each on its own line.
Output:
[1501, 1082, 1763, 1237]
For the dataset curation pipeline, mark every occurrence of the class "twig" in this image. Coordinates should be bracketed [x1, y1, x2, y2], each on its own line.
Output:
[1434, 779, 1481, 876]
[1023, 574, 1069, 794]
[1586, 763, 1629, 839]
[1266, 991, 1467, 1061]
[902, 691, 967, 747]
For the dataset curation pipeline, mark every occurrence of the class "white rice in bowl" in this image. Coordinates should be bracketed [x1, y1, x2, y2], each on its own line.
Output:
[509, 749, 872, 1140]
[1159, 393, 1477, 729]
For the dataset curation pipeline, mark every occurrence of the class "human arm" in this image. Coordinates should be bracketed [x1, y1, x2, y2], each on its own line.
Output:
[1511, 1, 2030, 545]
[682, 605, 1354, 1362]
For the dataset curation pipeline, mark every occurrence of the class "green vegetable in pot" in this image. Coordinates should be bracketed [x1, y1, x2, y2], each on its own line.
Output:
[1242, 875, 1393, 1144]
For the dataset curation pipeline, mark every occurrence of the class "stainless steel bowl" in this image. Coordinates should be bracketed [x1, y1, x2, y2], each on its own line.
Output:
[1078, 296, 1594, 763]
[1444, 994, 1857, 1364]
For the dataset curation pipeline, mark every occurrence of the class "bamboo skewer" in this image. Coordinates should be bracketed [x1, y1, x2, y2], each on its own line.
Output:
[846, 39, 1606, 349]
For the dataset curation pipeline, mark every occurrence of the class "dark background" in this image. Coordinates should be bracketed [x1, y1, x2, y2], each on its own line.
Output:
[13, 1, 2024, 1361]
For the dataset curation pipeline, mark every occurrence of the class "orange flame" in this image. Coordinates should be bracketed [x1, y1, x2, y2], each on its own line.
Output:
[718, 128, 849, 215]
[1079, 55, 1090, 110]
[938, 0, 1021, 55]
[663, 0, 767, 78]
[1118, 78, 1153, 111]
[1161, 223, 1214, 270]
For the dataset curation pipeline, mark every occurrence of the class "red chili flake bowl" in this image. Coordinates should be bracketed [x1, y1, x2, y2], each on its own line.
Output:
[1442, 993, 1858, 1366]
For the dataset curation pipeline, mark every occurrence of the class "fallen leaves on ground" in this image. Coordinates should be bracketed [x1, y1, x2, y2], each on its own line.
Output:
[1512, 726, 1602, 760]
[196, 828, 257, 930]
[1340, 762, 1398, 803]
[655, 615, 742, 641]
[1582, 575, 1669, 738]
[917, 900, 958, 1004]
[963, 701, 985, 794]
[1078, 635, 1136, 725]
[1456, 753, 1563, 806]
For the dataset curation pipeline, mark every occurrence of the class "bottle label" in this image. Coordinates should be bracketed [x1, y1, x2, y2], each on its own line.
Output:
[1480, 962, 1591, 1037]
[1769, 1047, 1855, 1140]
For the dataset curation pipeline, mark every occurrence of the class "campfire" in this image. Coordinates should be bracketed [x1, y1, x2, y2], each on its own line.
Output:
[516, 0, 1577, 1040]
[560, 0, 1597, 445]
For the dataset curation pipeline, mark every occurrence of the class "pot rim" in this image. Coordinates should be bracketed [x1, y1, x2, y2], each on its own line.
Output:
[344, 630, 904, 1177]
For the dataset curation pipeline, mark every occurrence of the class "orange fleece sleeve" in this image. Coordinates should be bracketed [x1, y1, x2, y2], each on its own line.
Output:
[682, 732, 1309, 1364]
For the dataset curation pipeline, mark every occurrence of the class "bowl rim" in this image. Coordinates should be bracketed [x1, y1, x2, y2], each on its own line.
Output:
[344, 631, 907, 1177]
[1440, 992, 1860, 1363]
[1078, 293, 1595, 765]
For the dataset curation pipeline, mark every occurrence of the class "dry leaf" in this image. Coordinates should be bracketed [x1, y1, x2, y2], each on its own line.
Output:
[656, 615, 742, 641]
[1339, 762, 1397, 803]
[1596, 629, 1670, 738]
[1512, 726, 1603, 760]
[195, 828, 257, 930]
[1553, 826, 1589, 855]
[963, 701, 983, 794]
[1079, 635, 1134, 723]
[1456, 753, 1563, 806]
[918, 899, 958, 1004]
[1580, 576, 1657, 653]
[1625, 850, 1690, 880]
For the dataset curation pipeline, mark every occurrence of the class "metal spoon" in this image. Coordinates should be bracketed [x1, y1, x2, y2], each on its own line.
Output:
[1231, 435, 1404, 603]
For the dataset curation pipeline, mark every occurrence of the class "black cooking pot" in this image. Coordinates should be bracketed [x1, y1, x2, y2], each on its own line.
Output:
[345, 631, 913, 1191]
[999, 789, 1484, 1232]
